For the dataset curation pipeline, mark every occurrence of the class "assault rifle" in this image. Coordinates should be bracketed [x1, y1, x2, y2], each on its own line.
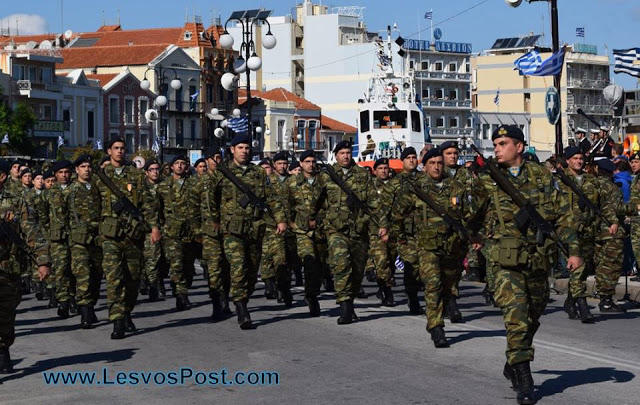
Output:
[218, 160, 274, 220]
[471, 145, 568, 256]
[94, 168, 148, 226]
[553, 167, 614, 228]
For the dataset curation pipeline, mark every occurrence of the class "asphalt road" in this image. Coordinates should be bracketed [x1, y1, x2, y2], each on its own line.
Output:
[3, 269, 640, 404]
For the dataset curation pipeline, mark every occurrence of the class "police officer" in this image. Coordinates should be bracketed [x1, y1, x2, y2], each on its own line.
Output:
[0, 159, 51, 373]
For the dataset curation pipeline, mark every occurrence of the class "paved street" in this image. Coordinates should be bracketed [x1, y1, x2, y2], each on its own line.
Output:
[3, 270, 640, 404]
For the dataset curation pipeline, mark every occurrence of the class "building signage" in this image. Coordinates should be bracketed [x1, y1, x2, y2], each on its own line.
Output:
[34, 120, 64, 133]
[404, 39, 430, 51]
[403, 39, 472, 54]
[545, 87, 561, 125]
[573, 43, 597, 55]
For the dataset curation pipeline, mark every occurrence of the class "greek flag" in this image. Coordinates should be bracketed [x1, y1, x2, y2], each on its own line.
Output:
[514, 48, 565, 76]
[57, 135, 64, 147]
[494, 88, 500, 106]
[189, 91, 199, 112]
[613, 48, 640, 78]
[94, 139, 102, 150]
[1, 134, 8, 144]
[152, 137, 160, 153]
[394, 256, 405, 273]
[228, 116, 248, 133]
[425, 11, 433, 20]
[576, 27, 585, 38]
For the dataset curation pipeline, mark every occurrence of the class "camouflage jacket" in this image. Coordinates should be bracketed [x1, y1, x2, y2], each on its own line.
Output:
[266, 173, 290, 227]
[156, 175, 199, 241]
[477, 160, 580, 258]
[555, 171, 599, 238]
[287, 173, 322, 235]
[367, 177, 393, 235]
[627, 173, 640, 222]
[64, 180, 102, 245]
[380, 171, 422, 236]
[0, 186, 50, 275]
[24, 188, 48, 233]
[42, 182, 72, 243]
[316, 162, 373, 235]
[595, 175, 625, 240]
[194, 171, 222, 238]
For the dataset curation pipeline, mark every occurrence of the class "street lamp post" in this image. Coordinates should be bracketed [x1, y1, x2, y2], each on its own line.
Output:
[219, 9, 276, 153]
[506, 0, 563, 156]
[140, 66, 182, 163]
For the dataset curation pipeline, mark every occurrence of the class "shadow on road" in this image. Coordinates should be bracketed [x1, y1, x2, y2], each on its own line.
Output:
[446, 329, 506, 345]
[0, 348, 137, 385]
[535, 367, 635, 399]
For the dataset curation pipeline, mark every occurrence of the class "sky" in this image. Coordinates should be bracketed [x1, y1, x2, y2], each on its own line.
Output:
[1, 0, 639, 89]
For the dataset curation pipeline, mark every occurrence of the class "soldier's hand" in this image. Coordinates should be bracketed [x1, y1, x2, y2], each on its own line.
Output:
[276, 222, 288, 234]
[309, 220, 317, 229]
[38, 265, 51, 281]
[566, 256, 583, 272]
[213, 222, 221, 232]
[608, 223, 619, 235]
[151, 227, 162, 244]
[378, 227, 389, 243]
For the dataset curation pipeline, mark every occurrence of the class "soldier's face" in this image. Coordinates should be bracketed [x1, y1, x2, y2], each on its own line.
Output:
[424, 156, 444, 180]
[443, 148, 459, 167]
[494, 138, 524, 166]
[231, 143, 251, 165]
[44, 178, 55, 189]
[172, 160, 188, 176]
[195, 162, 207, 175]
[402, 155, 417, 172]
[567, 154, 585, 172]
[290, 167, 302, 175]
[261, 164, 273, 175]
[108, 141, 126, 165]
[335, 149, 351, 167]
[0, 172, 6, 185]
[631, 159, 640, 174]
[21, 173, 32, 186]
[10, 164, 20, 178]
[33, 175, 44, 190]
[76, 162, 92, 182]
[207, 156, 220, 171]
[300, 158, 316, 175]
[55, 168, 71, 184]
[274, 160, 288, 176]
[375, 164, 390, 181]
[146, 164, 160, 181]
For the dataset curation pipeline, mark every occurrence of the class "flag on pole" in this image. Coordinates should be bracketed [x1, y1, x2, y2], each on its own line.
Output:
[1, 134, 8, 144]
[152, 137, 160, 153]
[613, 48, 640, 78]
[94, 139, 102, 150]
[514, 48, 565, 76]
[424, 11, 433, 20]
[57, 135, 64, 147]
[576, 27, 585, 38]
[494, 88, 500, 107]
[189, 91, 200, 112]
[228, 116, 249, 133]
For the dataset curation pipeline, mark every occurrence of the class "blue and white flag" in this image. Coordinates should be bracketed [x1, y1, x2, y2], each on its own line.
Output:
[152, 137, 160, 153]
[394, 256, 405, 273]
[57, 135, 64, 147]
[424, 11, 433, 20]
[94, 139, 102, 150]
[576, 27, 585, 38]
[514, 48, 565, 76]
[613, 48, 640, 78]
[189, 91, 199, 112]
[1, 134, 8, 144]
[494, 88, 500, 107]
[228, 116, 249, 133]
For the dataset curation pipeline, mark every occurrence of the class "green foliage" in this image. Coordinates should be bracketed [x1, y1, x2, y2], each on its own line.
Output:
[0, 102, 37, 155]
[70, 144, 105, 167]
[136, 148, 158, 162]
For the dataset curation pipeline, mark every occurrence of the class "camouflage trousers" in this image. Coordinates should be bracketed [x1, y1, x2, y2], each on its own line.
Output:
[260, 227, 287, 281]
[0, 272, 21, 349]
[482, 240, 496, 293]
[449, 243, 467, 298]
[594, 237, 624, 296]
[295, 232, 323, 298]
[51, 241, 73, 302]
[398, 238, 423, 296]
[327, 231, 367, 303]
[102, 238, 142, 321]
[143, 232, 162, 285]
[162, 237, 193, 296]
[367, 234, 396, 288]
[568, 239, 594, 299]
[70, 242, 103, 306]
[202, 233, 230, 295]
[285, 232, 302, 274]
[418, 249, 459, 331]
[494, 265, 549, 365]
[223, 234, 261, 303]
[631, 221, 640, 266]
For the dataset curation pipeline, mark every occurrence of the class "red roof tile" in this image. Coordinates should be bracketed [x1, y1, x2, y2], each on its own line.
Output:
[97, 25, 122, 32]
[86, 73, 118, 86]
[321, 114, 357, 134]
[0, 34, 60, 47]
[57, 44, 168, 69]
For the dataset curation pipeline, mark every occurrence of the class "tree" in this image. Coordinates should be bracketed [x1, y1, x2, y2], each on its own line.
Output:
[70, 144, 105, 167]
[0, 102, 37, 155]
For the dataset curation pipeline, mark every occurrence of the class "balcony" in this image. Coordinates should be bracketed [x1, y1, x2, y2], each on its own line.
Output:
[423, 99, 472, 109]
[415, 71, 472, 82]
[16, 79, 63, 100]
[567, 78, 610, 90]
[566, 103, 610, 115]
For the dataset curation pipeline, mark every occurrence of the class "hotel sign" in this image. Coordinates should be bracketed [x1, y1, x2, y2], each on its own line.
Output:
[34, 120, 64, 133]
[403, 39, 472, 54]
[573, 43, 597, 55]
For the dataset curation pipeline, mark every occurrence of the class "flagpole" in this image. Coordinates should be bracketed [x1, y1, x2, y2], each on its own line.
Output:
[550, 0, 563, 157]
[430, 9, 433, 43]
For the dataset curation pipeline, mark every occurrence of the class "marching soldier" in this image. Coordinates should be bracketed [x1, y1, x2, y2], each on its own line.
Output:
[474, 126, 581, 405]
[65, 154, 103, 328]
[194, 158, 208, 176]
[0, 159, 51, 374]
[629, 152, 640, 282]
[141, 159, 165, 301]
[25, 170, 48, 300]
[5, 160, 21, 194]
[575, 128, 591, 155]
[95, 137, 160, 339]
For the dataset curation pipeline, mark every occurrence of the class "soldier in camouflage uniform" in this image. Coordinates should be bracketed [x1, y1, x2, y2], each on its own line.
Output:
[556, 147, 597, 323]
[64, 155, 103, 328]
[192, 158, 209, 283]
[211, 135, 287, 329]
[0, 159, 51, 374]
[475, 126, 581, 405]
[593, 159, 626, 313]
[95, 137, 160, 339]
[627, 152, 640, 282]
[157, 156, 200, 311]
[26, 170, 49, 300]
[287, 150, 324, 316]
[314, 141, 377, 324]
[17, 168, 33, 294]
[366, 157, 396, 306]
[4, 160, 22, 195]
[141, 159, 164, 301]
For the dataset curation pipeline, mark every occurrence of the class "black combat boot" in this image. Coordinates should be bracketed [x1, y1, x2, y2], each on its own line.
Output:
[337, 300, 354, 325]
[407, 292, 422, 315]
[365, 269, 377, 282]
[202, 264, 209, 281]
[381, 285, 395, 307]
[223, 292, 232, 314]
[482, 285, 496, 306]
[306, 295, 321, 317]
[503, 361, 519, 391]
[376, 287, 384, 302]
[21, 276, 31, 294]
[35, 282, 45, 301]
[158, 280, 167, 297]
[428, 325, 450, 348]
[175, 294, 190, 311]
[264, 278, 277, 300]
[448, 297, 463, 323]
[0, 347, 14, 374]
[324, 275, 335, 292]
[148, 282, 160, 302]
[111, 319, 126, 340]
[357, 286, 367, 299]
[139, 279, 148, 295]
[277, 283, 293, 308]
[89, 306, 98, 324]
[294, 267, 304, 287]
[79, 306, 92, 329]
[57, 301, 70, 319]
[47, 288, 58, 308]
[466, 267, 481, 282]
[210, 289, 224, 321]
[235, 300, 253, 330]
[576, 297, 595, 323]
[598, 295, 625, 313]
[513, 361, 536, 405]
[69, 296, 78, 314]
[123, 312, 136, 332]
[563, 291, 579, 320]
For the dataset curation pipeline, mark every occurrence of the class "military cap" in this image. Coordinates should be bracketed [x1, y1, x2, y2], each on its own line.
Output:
[492, 125, 525, 142]
[373, 157, 389, 169]
[73, 154, 92, 167]
[439, 141, 459, 151]
[106, 136, 126, 149]
[43, 169, 55, 179]
[333, 140, 352, 153]
[299, 150, 315, 162]
[630, 152, 640, 161]
[144, 159, 159, 171]
[523, 151, 540, 164]
[52, 160, 72, 173]
[289, 161, 300, 171]
[575, 127, 586, 133]
[194, 158, 207, 167]
[596, 159, 615, 173]
[0, 160, 11, 175]
[400, 147, 417, 160]
[259, 158, 272, 167]
[19, 167, 32, 177]
[203, 146, 222, 159]
[230, 134, 252, 147]
[273, 151, 288, 162]
[170, 155, 188, 166]
[600, 125, 609, 131]
[32, 170, 43, 178]
[590, 129, 600, 134]
[564, 146, 582, 160]
[421, 147, 442, 165]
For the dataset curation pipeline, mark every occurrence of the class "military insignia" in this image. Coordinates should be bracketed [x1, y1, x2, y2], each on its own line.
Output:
[498, 127, 508, 136]
[4, 211, 14, 221]
[451, 197, 459, 206]
[127, 183, 133, 192]
[552, 179, 560, 191]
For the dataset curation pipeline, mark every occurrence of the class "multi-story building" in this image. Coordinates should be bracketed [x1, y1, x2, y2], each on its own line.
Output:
[624, 89, 640, 135]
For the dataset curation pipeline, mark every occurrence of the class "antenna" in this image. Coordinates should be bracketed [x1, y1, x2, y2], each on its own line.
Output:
[101, 10, 105, 26]
[117, 9, 120, 25]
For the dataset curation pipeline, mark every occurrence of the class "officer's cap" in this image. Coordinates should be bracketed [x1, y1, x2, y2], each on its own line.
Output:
[144, 159, 159, 171]
[400, 147, 417, 160]
[373, 157, 389, 169]
[575, 127, 586, 134]
[491, 125, 525, 143]
[563, 146, 582, 160]
[203, 147, 222, 159]
[439, 141, 459, 151]
[421, 147, 442, 165]
[106, 136, 126, 149]
[333, 140, 352, 154]
[630, 152, 640, 161]
[170, 155, 189, 166]
[51, 160, 72, 173]
[259, 158, 272, 168]
[273, 151, 289, 163]
[230, 134, 252, 147]
[590, 129, 600, 134]
[19, 167, 32, 177]
[289, 161, 300, 171]
[73, 154, 92, 167]
[43, 169, 55, 179]
[299, 150, 315, 162]
[596, 159, 615, 173]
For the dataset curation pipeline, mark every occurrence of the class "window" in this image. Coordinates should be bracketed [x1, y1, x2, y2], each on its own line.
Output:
[140, 132, 149, 149]
[449, 117, 459, 128]
[448, 62, 457, 72]
[125, 133, 134, 154]
[373, 110, 408, 129]
[422, 88, 430, 100]
[125, 98, 134, 124]
[435, 61, 443, 71]
[63, 110, 70, 124]
[411, 111, 421, 132]
[409, 60, 415, 70]
[297, 120, 306, 147]
[308, 120, 318, 147]
[12, 64, 25, 80]
[41, 67, 52, 84]
[278, 120, 285, 145]
[206, 84, 213, 103]
[42, 105, 53, 120]
[425, 116, 431, 128]
[29, 66, 37, 81]
[139, 99, 148, 125]
[435, 89, 444, 99]
[190, 119, 197, 143]
[465, 63, 471, 73]
[436, 117, 445, 128]
[483, 124, 491, 140]
[359, 110, 370, 133]
[109, 97, 119, 124]
[449, 89, 458, 100]
[421, 61, 429, 71]
[465, 90, 471, 100]
[176, 119, 184, 146]
[466, 117, 472, 128]
[87, 111, 94, 139]
[175, 88, 183, 111]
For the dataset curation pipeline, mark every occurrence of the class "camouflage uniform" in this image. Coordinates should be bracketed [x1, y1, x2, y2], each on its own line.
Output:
[24, 188, 48, 285]
[367, 177, 396, 288]
[95, 164, 158, 321]
[477, 161, 579, 365]
[43, 183, 73, 304]
[628, 175, 640, 270]
[156, 175, 200, 297]
[0, 187, 50, 349]
[142, 180, 163, 288]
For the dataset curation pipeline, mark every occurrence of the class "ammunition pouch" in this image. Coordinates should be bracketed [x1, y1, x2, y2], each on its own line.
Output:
[202, 220, 220, 238]
[492, 237, 528, 268]
[99, 216, 122, 239]
[70, 223, 96, 245]
[223, 215, 246, 236]
[49, 223, 66, 242]
[125, 218, 145, 242]
[295, 212, 311, 232]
